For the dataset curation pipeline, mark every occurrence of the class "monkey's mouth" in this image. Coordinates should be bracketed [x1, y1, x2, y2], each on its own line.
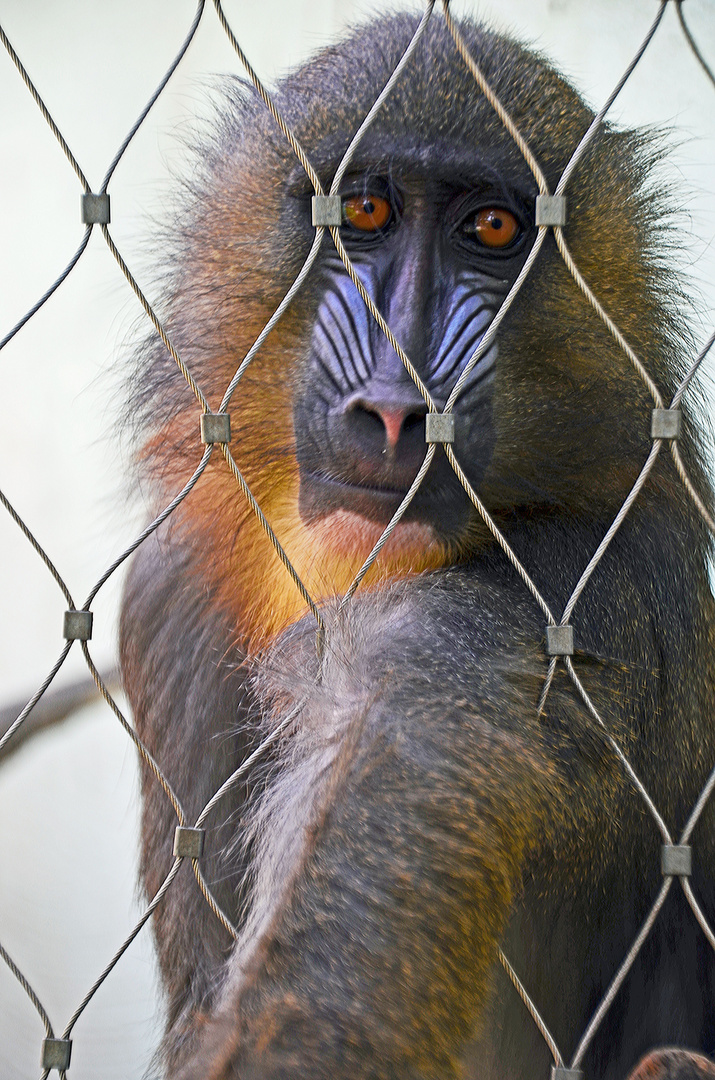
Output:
[299, 469, 412, 526]
[297, 465, 475, 547]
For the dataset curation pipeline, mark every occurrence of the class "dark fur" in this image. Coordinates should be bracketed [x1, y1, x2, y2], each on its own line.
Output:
[120, 13, 715, 1080]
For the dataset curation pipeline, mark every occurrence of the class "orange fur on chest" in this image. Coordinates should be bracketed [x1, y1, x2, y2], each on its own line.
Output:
[183, 453, 450, 652]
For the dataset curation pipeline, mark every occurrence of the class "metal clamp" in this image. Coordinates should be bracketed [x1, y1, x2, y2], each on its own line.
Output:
[42, 1038, 72, 1071]
[651, 408, 681, 440]
[661, 844, 691, 877]
[63, 610, 93, 641]
[312, 195, 342, 227]
[551, 1069, 583, 1080]
[200, 413, 231, 445]
[81, 192, 110, 225]
[535, 195, 567, 227]
[425, 413, 455, 444]
[546, 624, 574, 656]
[174, 826, 205, 859]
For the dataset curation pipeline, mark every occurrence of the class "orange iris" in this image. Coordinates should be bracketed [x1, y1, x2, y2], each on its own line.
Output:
[474, 207, 520, 248]
[343, 194, 392, 232]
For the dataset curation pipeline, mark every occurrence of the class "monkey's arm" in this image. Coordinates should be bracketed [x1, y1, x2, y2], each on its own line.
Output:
[120, 531, 258, 1030]
[174, 573, 590, 1080]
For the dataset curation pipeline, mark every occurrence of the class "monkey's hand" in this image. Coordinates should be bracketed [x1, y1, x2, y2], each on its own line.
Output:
[173, 573, 596, 1080]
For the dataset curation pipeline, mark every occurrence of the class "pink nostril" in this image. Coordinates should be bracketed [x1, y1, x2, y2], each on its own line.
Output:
[380, 408, 409, 449]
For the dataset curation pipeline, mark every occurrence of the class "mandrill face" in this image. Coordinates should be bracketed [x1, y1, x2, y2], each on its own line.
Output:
[293, 168, 535, 543]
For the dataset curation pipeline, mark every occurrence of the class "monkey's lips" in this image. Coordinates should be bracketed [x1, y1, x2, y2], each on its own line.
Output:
[299, 469, 413, 527]
[298, 462, 475, 546]
[299, 472, 442, 564]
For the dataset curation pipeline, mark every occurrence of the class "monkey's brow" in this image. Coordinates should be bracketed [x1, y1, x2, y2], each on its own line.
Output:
[284, 135, 538, 199]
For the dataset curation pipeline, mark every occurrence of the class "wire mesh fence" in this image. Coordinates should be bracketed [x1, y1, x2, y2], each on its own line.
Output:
[1, 1, 714, 1077]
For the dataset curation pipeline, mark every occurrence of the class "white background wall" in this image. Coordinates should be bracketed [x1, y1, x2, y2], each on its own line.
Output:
[0, 1, 713, 1077]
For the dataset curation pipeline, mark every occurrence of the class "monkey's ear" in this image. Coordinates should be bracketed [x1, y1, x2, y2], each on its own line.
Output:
[625, 1048, 715, 1079]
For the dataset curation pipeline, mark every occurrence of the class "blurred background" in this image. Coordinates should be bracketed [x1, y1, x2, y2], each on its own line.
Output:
[0, 1, 713, 1076]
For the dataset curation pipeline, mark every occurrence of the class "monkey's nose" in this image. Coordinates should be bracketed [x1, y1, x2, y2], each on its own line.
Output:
[342, 397, 428, 479]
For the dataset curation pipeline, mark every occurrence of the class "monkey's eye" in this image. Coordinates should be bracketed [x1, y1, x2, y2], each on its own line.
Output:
[342, 193, 393, 233]
[454, 203, 524, 256]
[470, 207, 521, 249]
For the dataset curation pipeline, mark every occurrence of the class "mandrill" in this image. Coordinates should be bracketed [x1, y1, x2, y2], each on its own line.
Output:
[120, 10, 715, 1080]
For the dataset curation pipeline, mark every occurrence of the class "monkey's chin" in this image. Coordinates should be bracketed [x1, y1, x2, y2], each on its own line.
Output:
[307, 509, 442, 566]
